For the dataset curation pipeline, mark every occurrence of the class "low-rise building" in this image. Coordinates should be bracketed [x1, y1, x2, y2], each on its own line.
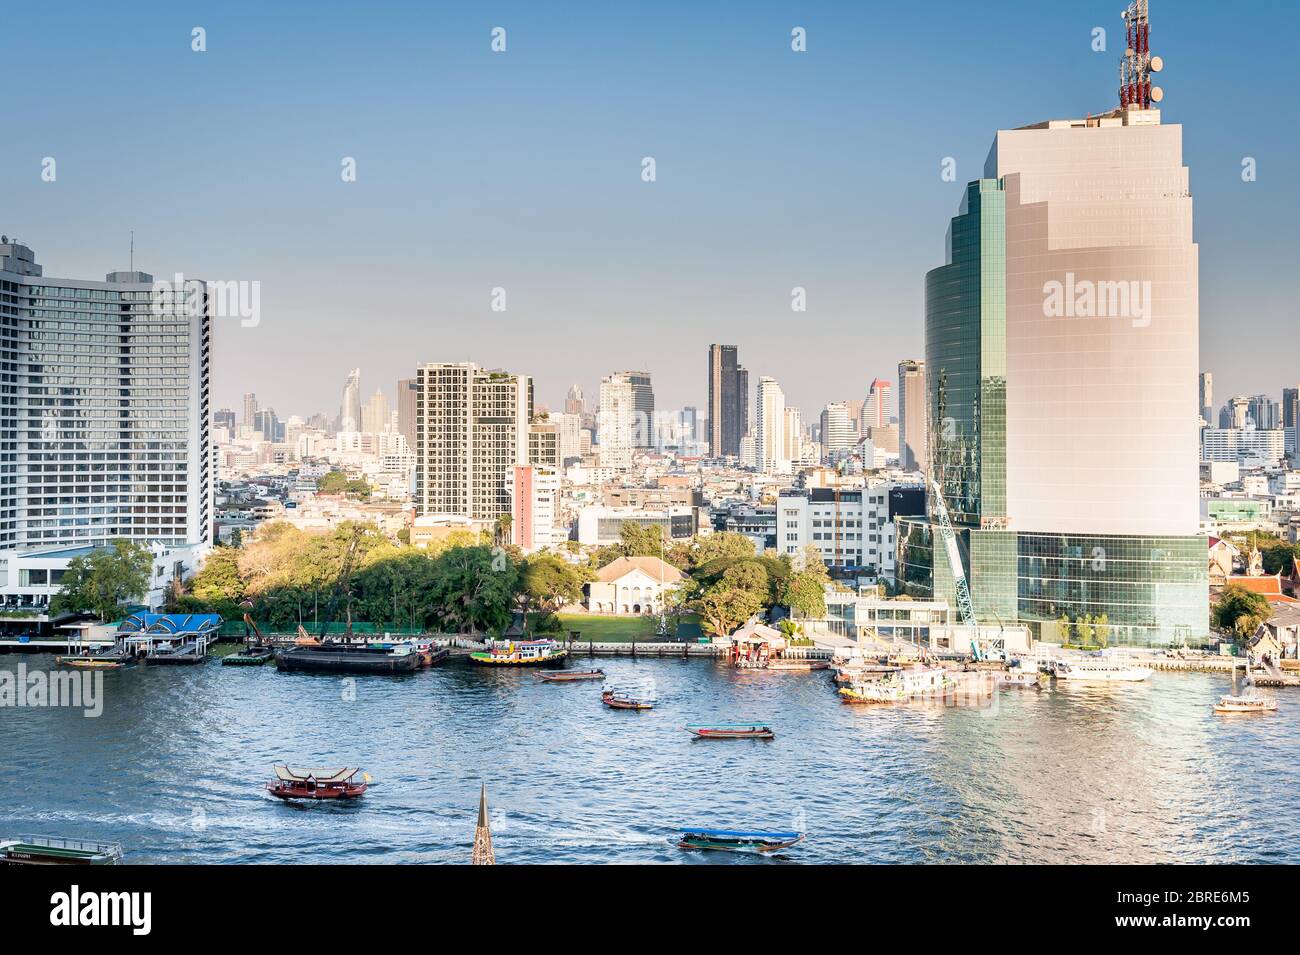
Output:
[586, 556, 684, 615]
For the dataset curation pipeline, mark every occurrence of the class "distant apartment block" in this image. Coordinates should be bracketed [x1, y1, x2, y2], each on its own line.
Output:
[413, 362, 532, 521]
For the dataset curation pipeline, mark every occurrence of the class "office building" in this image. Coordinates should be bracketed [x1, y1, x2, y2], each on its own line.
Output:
[339, 368, 362, 433]
[755, 376, 789, 474]
[862, 378, 893, 431]
[361, 389, 390, 434]
[898, 360, 927, 473]
[819, 403, 854, 462]
[1198, 372, 1213, 425]
[397, 377, 418, 448]
[242, 392, 258, 428]
[902, 38, 1208, 646]
[707, 344, 748, 457]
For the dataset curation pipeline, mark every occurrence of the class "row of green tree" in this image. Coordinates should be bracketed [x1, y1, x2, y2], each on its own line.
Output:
[49, 520, 833, 638]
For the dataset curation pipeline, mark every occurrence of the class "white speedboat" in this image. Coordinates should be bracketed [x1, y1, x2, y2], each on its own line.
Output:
[1050, 658, 1151, 682]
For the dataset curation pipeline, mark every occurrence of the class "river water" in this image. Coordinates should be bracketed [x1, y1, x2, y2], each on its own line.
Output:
[2, 654, 1296, 864]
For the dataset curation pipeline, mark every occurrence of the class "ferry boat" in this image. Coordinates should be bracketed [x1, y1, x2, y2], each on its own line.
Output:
[469, 639, 567, 667]
[1, 836, 123, 866]
[538, 668, 605, 683]
[602, 686, 657, 710]
[1213, 694, 1277, 714]
[1050, 658, 1151, 683]
[839, 665, 954, 704]
[265, 766, 370, 801]
[675, 828, 803, 854]
[685, 723, 774, 740]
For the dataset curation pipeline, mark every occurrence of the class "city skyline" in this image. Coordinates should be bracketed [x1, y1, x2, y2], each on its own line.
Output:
[3, 0, 1296, 418]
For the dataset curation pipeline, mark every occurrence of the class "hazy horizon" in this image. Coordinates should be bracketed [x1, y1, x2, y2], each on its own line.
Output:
[4, 0, 1296, 422]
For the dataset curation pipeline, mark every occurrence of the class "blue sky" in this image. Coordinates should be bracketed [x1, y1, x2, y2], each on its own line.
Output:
[2, 0, 1296, 421]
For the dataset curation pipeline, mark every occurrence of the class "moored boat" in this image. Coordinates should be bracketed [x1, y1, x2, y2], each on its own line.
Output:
[222, 646, 274, 666]
[766, 659, 829, 671]
[55, 656, 124, 670]
[1, 836, 123, 866]
[839, 665, 954, 704]
[1214, 694, 1277, 714]
[1050, 657, 1151, 683]
[998, 668, 1041, 689]
[274, 642, 421, 674]
[265, 765, 370, 801]
[685, 723, 774, 740]
[675, 828, 803, 854]
[538, 668, 605, 682]
[469, 639, 567, 667]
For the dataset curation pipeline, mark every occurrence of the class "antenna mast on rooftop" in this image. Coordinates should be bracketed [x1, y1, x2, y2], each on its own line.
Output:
[1119, 0, 1164, 110]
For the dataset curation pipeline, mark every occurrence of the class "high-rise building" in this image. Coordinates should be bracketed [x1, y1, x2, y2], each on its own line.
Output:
[1247, 395, 1280, 431]
[528, 419, 560, 471]
[755, 376, 789, 474]
[242, 392, 258, 428]
[413, 363, 532, 521]
[0, 236, 212, 550]
[339, 368, 362, 433]
[361, 389, 390, 434]
[898, 360, 927, 473]
[253, 408, 282, 443]
[1219, 395, 1249, 429]
[598, 373, 636, 470]
[862, 378, 893, 431]
[902, 18, 1207, 646]
[819, 402, 854, 462]
[214, 408, 236, 431]
[1284, 387, 1300, 430]
[618, 371, 655, 448]
[564, 383, 585, 416]
[783, 407, 803, 465]
[707, 344, 748, 457]
[397, 377, 419, 448]
[1198, 372, 1213, 425]
[509, 464, 560, 553]
[552, 412, 584, 464]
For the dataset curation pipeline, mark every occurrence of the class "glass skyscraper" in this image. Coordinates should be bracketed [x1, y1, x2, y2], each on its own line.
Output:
[903, 106, 1208, 648]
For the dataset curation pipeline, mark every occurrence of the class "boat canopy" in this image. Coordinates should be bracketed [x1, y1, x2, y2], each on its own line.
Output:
[274, 766, 359, 783]
[679, 828, 801, 840]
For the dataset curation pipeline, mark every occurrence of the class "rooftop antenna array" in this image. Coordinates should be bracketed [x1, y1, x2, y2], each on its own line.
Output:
[1119, 0, 1164, 109]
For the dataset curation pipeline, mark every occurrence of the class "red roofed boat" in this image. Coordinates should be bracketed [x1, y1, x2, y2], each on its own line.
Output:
[265, 766, 369, 801]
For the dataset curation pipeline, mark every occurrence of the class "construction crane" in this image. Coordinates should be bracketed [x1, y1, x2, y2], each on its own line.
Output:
[927, 477, 1004, 662]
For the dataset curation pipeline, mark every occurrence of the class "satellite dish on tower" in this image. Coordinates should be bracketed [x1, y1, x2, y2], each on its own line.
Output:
[1150, 86, 1164, 103]
[1149, 55, 1164, 72]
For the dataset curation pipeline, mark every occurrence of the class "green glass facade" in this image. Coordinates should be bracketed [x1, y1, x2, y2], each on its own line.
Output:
[925, 179, 1006, 527]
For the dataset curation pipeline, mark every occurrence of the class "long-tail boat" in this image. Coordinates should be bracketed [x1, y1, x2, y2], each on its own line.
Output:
[55, 656, 124, 670]
[684, 723, 774, 740]
[675, 828, 804, 854]
[265, 766, 370, 801]
[538, 668, 605, 683]
[469, 638, 567, 667]
[602, 686, 656, 710]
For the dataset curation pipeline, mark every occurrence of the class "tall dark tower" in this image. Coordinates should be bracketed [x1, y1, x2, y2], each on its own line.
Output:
[707, 344, 747, 458]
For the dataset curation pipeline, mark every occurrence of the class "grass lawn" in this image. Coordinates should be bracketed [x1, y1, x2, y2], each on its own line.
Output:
[534, 612, 705, 643]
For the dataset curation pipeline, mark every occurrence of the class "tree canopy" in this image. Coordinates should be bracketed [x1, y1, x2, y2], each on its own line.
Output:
[51, 540, 155, 622]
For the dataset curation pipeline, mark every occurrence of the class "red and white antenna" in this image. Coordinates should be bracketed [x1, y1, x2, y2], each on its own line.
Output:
[1118, 0, 1164, 110]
